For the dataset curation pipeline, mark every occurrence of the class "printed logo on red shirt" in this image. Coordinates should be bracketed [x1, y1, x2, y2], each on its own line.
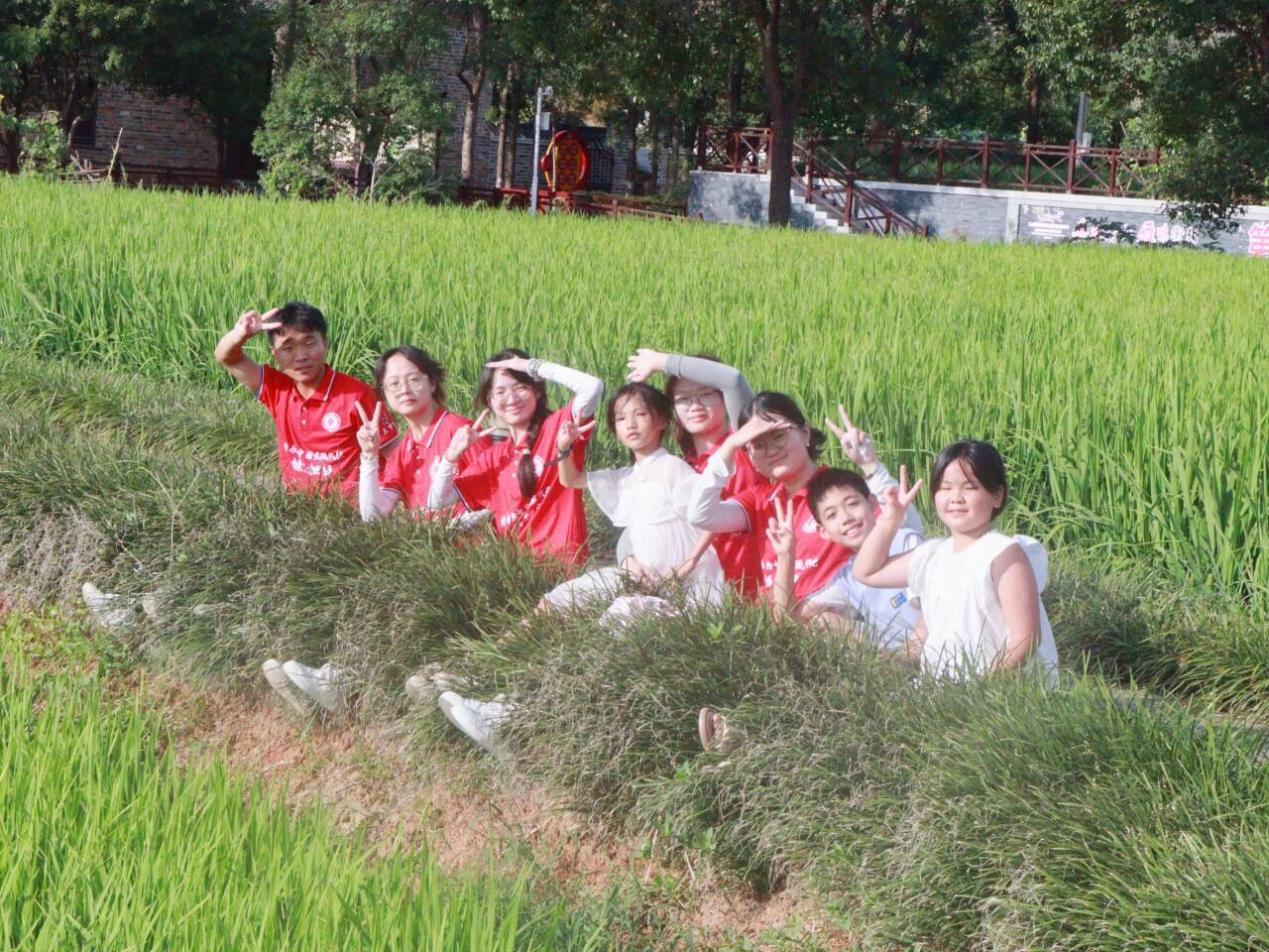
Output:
[321, 411, 341, 433]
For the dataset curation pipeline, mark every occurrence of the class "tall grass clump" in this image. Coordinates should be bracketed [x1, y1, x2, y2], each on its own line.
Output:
[0, 646, 608, 950]
[0, 178, 1264, 606]
[499, 609, 1269, 949]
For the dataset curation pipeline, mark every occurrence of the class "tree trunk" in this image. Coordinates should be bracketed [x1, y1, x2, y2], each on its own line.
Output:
[1024, 63, 1044, 144]
[2, 126, 20, 173]
[749, 0, 823, 225]
[649, 109, 660, 192]
[495, 79, 511, 188]
[625, 103, 639, 194]
[666, 121, 679, 187]
[727, 51, 744, 129]
[505, 74, 522, 187]
[458, 5, 490, 187]
[768, 104, 794, 226]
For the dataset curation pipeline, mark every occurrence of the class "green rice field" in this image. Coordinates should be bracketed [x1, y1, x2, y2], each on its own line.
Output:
[1, 178, 1263, 605]
[2, 179, 1268, 949]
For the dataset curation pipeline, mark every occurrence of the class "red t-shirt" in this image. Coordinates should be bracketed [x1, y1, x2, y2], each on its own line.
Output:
[730, 466, 851, 602]
[452, 404, 591, 565]
[257, 364, 396, 503]
[381, 409, 489, 512]
[690, 439, 769, 598]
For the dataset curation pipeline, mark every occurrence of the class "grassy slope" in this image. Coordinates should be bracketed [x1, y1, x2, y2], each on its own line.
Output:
[0, 179, 1265, 603]
[0, 614, 607, 951]
[1, 352, 1268, 949]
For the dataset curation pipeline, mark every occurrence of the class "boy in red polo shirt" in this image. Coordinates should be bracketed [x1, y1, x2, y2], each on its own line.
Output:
[214, 301, 395, 503]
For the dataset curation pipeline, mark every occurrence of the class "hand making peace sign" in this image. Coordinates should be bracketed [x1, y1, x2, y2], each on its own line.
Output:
[443, 409, 499, 464]
[877, 464, 923, 528]
[556, 418, 596, 455]
[354, 401, 384, 455]
[234, 307, 283, 342]
[764, 494, 796, 558]
[825, 405, 879, 473]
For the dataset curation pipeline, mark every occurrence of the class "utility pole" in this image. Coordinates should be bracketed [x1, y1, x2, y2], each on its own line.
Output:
[529, 85, 552, 213]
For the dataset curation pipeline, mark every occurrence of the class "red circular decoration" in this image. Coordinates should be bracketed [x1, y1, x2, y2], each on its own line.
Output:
[540, 131, 590, 192]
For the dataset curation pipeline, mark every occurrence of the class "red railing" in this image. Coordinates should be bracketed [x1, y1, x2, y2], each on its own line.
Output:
[458, 185, 689, 221]
[793, 141, 928, 238]
[698, 127, 1163, 198]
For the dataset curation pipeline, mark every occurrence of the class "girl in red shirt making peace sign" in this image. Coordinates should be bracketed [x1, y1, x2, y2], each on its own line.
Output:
[427, 349, 604, 566]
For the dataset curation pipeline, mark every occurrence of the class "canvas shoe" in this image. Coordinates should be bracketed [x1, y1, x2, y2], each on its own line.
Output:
[404, 665, 460, 706]
[262, 658, 316, 715]
[82, 582, 142, 629]
[282, 659, 349, 713]
[437, 691, 512, 755]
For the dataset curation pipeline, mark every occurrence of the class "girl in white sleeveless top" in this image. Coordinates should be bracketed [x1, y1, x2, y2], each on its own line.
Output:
[851, 440, 1058, 685]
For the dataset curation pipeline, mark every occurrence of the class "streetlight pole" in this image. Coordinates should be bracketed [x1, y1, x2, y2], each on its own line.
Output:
[529, 85, 552, 214]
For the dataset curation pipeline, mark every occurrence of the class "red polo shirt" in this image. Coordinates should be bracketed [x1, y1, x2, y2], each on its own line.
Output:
[730, 466, 851, 602]
[381, 409, 489, 512]
[452, 404, 591, 565]
[257, 364, 396, 503]
[689, 439, 768, 598]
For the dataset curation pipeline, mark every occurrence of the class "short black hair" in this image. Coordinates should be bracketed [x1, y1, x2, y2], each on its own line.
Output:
[374, 345, 447, 406]
[931, 440, 1008, 517]
[266, 301, 327, 344]
[807, 467, 872, 523]
[738, 391, 827, 460]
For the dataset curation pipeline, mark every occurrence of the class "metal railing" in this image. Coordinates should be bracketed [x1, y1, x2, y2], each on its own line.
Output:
[698, 126, 1163, 198]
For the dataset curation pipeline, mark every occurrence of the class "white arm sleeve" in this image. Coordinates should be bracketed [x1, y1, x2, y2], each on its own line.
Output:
[663, 354, 753, 430]
[426, 458, 460, 510]
[867, 462, 926, 536]
[685, 452, 750, 533]
[358, 456, 402, 522]
[531, 359, 605, 420]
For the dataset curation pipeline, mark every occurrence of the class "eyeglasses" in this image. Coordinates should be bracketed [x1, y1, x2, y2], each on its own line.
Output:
[491, 383, 535, 404]
[750, 429, 793, 457]
[672, 390, 722, 410]
[384, 374, 429, 395]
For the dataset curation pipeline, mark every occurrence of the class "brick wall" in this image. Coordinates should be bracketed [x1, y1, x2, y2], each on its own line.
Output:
[75, 84, 221, 178]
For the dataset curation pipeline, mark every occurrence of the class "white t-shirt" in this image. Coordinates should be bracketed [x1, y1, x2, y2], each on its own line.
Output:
[907, 530, 1059, 684]
[807, 527, 922, 650]
[586, 448, 722, 584]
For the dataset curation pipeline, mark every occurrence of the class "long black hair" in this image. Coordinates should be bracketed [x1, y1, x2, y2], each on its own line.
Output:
[475, 348, 550, 499]
[738, 391, 828, 460]
[606, 382, 671, 460]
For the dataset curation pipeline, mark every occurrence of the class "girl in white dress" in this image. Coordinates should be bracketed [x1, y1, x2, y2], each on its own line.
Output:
[542, 381, 723, 613]
[438, 383, 723, 754]
[851, 440, 1058, 684]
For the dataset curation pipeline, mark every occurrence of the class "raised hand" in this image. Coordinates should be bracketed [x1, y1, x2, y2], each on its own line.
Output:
[625, 348, 668, 383]
[354, 401, 383, 455]
[233, 307, 282, 341]
[878, 464, 923, 526]
[444, 409, 497, 464]
[556, 418, 596, 454]
[764, 495, 796, 557]
[825, 405, 878, 472]
[485, 355, 532, 375]
[728, 413, 793, 449]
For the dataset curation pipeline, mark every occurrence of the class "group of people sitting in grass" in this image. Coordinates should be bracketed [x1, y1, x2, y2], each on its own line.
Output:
[85, 299, 1058, 755]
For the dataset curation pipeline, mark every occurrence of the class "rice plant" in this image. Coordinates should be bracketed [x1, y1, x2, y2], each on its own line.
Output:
[1, 178, 1263, 607]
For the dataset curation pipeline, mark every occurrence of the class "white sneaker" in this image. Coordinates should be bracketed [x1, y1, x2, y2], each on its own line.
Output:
[262, 658, 315, 715]
[437, 691, 513, 755]
[404, 665, 460, 706]
[282, 659, 349, 713]
[82, 582, 141, 629]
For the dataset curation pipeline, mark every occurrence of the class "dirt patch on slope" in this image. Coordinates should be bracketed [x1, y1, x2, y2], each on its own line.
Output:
[146, 675, 850, 949]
